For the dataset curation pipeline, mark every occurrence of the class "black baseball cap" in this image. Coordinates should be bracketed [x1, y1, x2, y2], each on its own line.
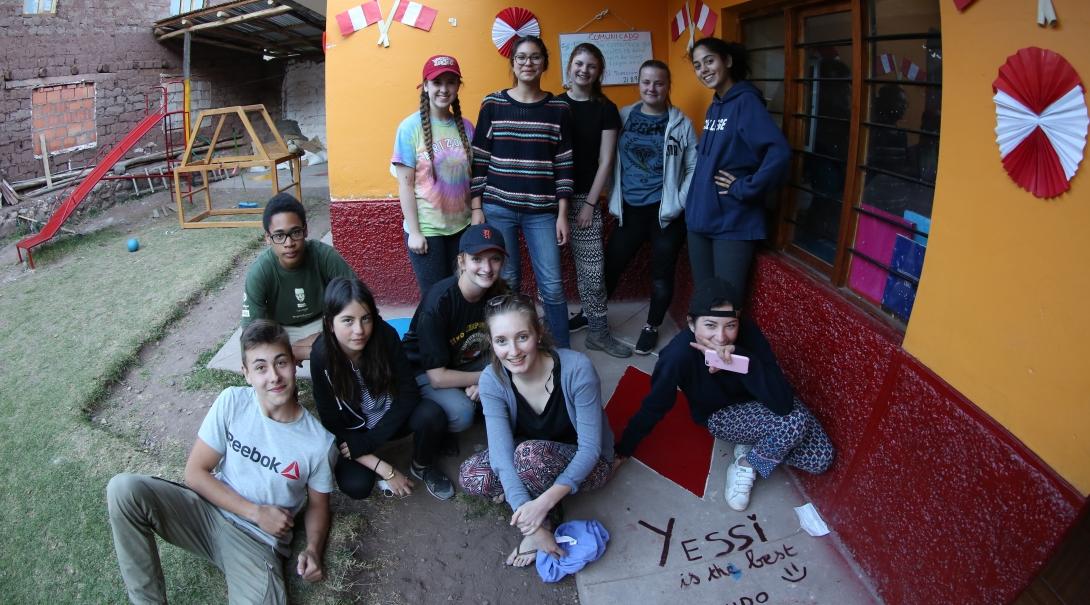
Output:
[688, 278, 741, 317]
[459, 223, 507, 256]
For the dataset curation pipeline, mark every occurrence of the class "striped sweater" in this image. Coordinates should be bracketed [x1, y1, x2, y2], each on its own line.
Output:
[470, 90, 574, 212]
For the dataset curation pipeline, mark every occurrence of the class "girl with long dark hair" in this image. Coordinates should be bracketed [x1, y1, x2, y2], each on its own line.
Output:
[686, 38, 790, 297]
[311, 277, 454, 500]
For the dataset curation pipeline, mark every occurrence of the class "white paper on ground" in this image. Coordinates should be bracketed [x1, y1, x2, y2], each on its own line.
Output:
[794, 502, 830, 537]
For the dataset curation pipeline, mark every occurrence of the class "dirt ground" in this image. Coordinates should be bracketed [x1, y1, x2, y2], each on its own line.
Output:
[25, 185, 581, 604]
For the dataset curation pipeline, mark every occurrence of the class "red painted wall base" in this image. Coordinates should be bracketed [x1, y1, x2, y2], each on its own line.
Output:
[746, 254, 1084, 605]
[332, 199, 1085, 604]
[331, 198, 667, 305]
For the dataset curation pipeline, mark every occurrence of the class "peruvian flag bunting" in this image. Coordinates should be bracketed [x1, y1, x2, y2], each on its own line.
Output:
[670, 4, 690, 41]
[901, 58, 924, 81]
[953, 0, 976, 10]
[879, 53, 897, 74]
[335, 1, 383, 37]
[693, 0, 718, 37]
[392, 0, 437, 31]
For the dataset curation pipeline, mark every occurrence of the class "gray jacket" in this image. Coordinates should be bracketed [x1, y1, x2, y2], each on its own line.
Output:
[608, 103, 698, 228]
[478, 348, 615, 512]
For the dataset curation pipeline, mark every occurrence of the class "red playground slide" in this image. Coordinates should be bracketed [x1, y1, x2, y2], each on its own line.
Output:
[16, 105, 168, 268]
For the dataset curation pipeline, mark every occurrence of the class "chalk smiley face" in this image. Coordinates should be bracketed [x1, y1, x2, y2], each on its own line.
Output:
[780, 562, 807, 583]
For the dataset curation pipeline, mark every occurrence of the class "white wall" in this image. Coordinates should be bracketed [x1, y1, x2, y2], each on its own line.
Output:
[282, 59, 325, 144]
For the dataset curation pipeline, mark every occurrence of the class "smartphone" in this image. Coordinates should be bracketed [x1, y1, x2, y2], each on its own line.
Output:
[704, 349, 750, 374]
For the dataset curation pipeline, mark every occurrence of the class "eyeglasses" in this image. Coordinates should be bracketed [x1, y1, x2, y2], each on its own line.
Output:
[268, 228, 306, 244]
[487, 292, 533, 308]
[513, 54, 544, 65]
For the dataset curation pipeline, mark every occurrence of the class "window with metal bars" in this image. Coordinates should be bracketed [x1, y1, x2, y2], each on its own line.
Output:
[739, 0, 941, 325]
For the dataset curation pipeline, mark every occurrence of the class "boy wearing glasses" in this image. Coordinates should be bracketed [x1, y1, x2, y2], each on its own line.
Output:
[242, 193, 357, 362]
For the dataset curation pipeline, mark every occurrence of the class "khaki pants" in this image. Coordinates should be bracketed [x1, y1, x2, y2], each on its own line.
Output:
[106, 473, 286, 605]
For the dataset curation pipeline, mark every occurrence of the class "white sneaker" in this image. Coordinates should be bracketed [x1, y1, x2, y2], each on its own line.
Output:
[733, 443, 753, 463]
[725, 460, 757, 511]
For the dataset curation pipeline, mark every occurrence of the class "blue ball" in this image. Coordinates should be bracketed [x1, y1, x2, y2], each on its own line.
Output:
[127, 238, 140, 252]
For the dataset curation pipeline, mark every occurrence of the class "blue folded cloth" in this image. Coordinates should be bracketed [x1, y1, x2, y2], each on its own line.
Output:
[536, 520, 610, 583]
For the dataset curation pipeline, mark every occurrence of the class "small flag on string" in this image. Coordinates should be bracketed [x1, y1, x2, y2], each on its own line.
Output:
[393, 0, 437, 31]
[879, 53, 897, 74]
[901, 57, 923, 81]
[335, 1, 383, 37]
[670, 4, 689, 41]
[952, 0, 976, 11]
[693, 0, 718, 37]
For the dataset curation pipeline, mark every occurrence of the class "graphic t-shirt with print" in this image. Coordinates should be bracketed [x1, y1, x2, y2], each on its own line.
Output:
[241, 240, 357, 327]
[401, 275, 490, 373]
[391, 112, 475, 236]
[197, 386, 336, 553]
[619, 108, 669, 206]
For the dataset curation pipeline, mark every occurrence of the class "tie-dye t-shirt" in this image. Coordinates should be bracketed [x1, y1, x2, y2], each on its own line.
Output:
[391, 113, 475, 236]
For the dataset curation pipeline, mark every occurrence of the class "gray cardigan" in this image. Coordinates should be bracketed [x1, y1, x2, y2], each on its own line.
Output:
[478, 348, 615, 512]
[608, 103, 698, 228]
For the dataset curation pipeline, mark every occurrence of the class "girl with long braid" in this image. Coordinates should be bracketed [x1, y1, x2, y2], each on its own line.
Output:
[392, 55, 476, 298]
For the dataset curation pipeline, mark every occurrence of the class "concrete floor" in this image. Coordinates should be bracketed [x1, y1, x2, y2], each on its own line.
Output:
[379, 300, 882, 605]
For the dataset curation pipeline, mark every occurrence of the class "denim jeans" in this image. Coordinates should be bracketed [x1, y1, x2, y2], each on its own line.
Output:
[481, 202, 570, 347]
[403, 229, 464, 300]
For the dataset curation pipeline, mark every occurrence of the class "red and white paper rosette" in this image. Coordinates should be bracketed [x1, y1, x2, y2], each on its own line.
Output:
[492, 7, 540, 58]
[993, 47, 1088, 198]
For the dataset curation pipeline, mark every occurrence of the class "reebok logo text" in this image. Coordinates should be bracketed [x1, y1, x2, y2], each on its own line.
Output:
[225, 428, 300, 480]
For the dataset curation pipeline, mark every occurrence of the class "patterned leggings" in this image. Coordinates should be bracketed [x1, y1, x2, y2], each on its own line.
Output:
[566, 194, 609, 333]
[705, 399, 835, 479]
[458, 439, 613, 500]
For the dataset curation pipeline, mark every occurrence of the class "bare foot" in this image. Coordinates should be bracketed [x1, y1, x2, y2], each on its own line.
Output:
[505, 533, 537, 567]
[492, 493, 505, 505]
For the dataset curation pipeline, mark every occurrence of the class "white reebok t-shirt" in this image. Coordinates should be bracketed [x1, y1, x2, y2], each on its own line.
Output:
[197, 386, 336, 551]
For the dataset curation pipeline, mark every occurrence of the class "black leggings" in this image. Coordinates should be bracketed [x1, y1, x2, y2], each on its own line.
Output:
[333, 399, 447, 500]
[604, 202, 686, 327]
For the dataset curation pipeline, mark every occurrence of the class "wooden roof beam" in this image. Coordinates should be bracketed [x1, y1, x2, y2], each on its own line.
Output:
[157, 5, 292, 41]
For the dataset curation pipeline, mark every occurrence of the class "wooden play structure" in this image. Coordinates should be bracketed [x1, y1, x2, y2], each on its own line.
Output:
[173, 104, 301, 228]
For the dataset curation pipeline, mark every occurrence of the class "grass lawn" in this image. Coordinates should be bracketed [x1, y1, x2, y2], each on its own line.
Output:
[0, 221, 354, 603]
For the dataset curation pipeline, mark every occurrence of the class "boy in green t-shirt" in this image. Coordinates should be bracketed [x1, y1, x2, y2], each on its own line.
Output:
[241, 194, 357, 361]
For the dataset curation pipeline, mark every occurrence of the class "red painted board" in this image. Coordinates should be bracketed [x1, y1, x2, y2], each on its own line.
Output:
[605, 366, 715, 498]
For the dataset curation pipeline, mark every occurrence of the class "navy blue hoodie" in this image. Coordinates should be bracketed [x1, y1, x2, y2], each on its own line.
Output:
[686, 81, 790, 240]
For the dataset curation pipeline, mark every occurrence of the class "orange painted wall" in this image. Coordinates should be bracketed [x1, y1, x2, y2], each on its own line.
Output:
[902, 2, 1090, 494]
[326, 0, 671, 200]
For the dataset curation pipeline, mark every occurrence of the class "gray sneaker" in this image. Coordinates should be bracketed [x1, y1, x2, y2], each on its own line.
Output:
[585, 330, 632, 358]
[410, 464, 455, 500]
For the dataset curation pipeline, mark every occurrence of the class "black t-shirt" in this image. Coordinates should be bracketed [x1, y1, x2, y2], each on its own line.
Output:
[559, 93, 622, 195]
[402, 275, 490, 373]
[513, 354, 577, 444]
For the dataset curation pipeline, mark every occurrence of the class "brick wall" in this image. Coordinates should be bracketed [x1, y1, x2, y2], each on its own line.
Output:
[31, 82, 96, 155]
[0, 0, 285, 182]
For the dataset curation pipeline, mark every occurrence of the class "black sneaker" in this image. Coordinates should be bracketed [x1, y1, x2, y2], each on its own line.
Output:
[569, 311, 588, 332]
[410, 464, 455, 500]
[634, 325, 658, 355]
